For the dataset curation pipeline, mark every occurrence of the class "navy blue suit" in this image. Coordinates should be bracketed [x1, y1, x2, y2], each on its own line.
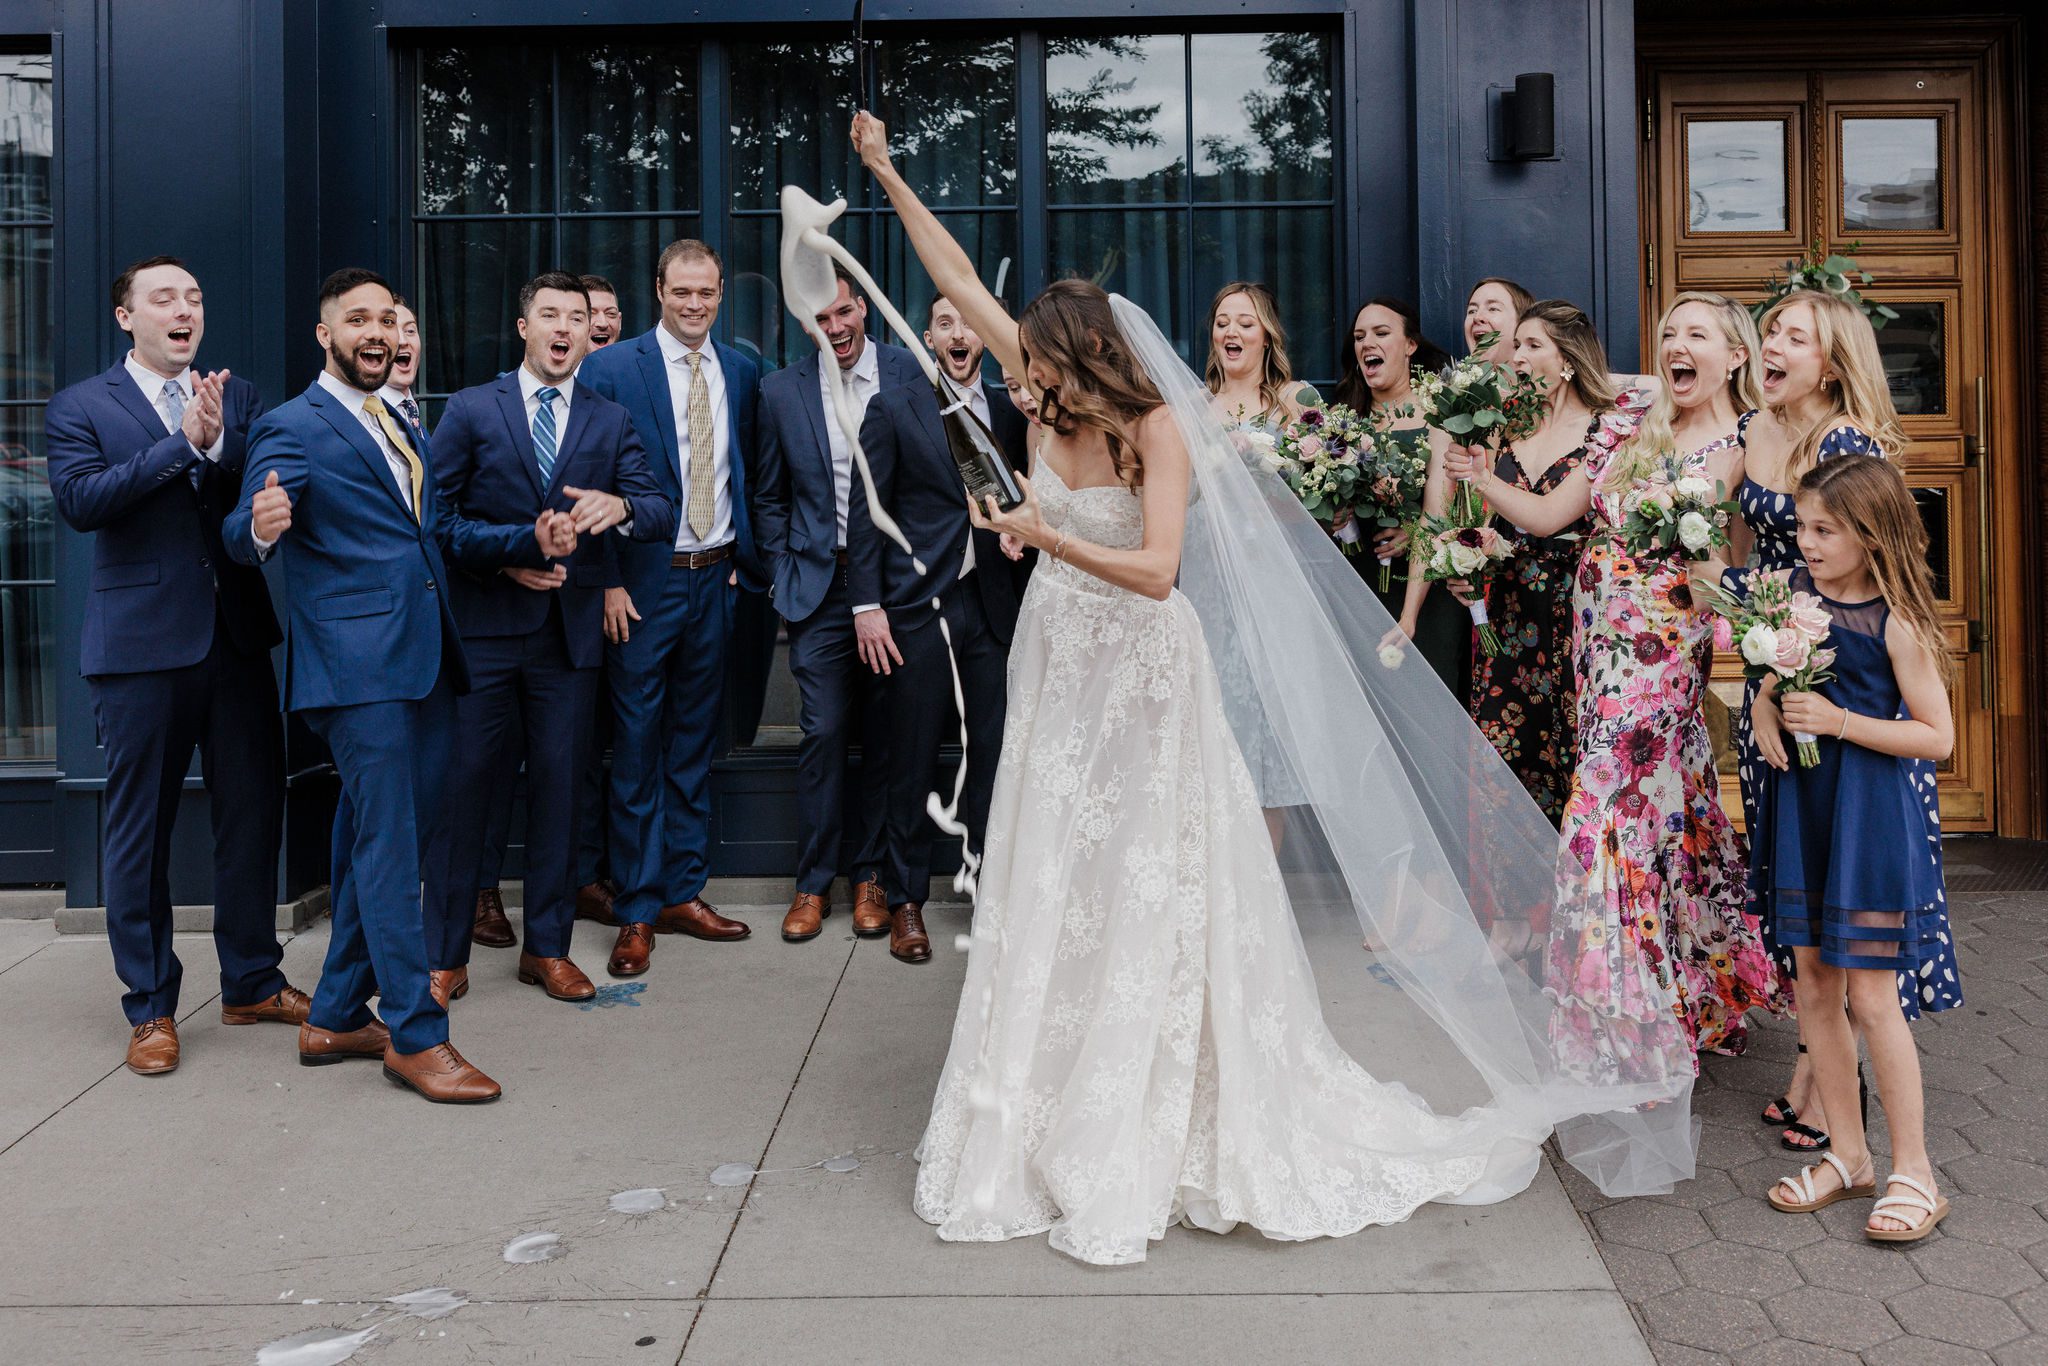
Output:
[225, 378, 479, 1056]
[849, 378, 1027, 904]
[754, 342, 921, 896]
[47, 361, 287, 1026]
[424, 372, 674, 966]
[577, 328, 760, 921]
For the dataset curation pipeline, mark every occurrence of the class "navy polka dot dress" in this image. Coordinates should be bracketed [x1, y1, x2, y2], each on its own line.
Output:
[1730, 414, 1960, 1015]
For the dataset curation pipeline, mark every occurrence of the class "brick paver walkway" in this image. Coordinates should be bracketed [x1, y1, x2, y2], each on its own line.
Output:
[1566, 838, 2048, 1365]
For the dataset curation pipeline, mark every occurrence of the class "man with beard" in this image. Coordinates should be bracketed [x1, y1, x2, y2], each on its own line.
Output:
[421, 273, 672, 1007]
[46, 256, 304, 1075]
[847, 296, 1027, 962]
[582, 275, 622, 350]
[755, 266, 920, 952]
[226, 268, 570, 1102]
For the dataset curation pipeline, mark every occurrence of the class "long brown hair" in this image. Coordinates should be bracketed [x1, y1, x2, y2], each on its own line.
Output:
[1519, 299, 1620, 413]
[1020, 278, 1163, 489]
[1332, 296, 1453, 416]
[1758, 289, 1906, 479]
[1797, 455, 1952, 683]
[1202, 281, 1297, 421]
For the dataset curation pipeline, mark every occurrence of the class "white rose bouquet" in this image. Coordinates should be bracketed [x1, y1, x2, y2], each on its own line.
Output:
[1617, 460, 1739, 560]
[1691, 568, 1838, 767]
[1412, 513, 1518, 655]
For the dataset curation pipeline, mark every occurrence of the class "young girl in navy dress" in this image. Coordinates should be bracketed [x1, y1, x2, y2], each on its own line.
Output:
[1745, 456, 1955, 1242]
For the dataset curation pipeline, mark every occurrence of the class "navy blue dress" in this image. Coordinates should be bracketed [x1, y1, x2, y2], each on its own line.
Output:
[1747, 572, 1957, 998]
[1731, 415, 1959, 1013]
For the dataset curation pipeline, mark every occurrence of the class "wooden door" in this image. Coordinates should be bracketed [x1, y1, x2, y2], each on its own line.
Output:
[1638, 28, 2029, 834]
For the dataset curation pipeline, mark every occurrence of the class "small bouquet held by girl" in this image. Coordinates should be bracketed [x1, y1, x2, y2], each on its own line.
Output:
[1616, 459, 1741, 559]
[1410, 345, 1549, 656]
[1691, 568, 1838, 766]
[1270, 404, 1430, 590]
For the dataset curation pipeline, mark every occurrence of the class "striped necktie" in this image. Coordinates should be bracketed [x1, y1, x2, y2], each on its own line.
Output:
[533, 386, 562, 487]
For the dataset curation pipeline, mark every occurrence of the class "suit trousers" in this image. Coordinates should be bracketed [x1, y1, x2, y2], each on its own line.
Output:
[881, 577, 1008, 907]
[429, 602, 594, 966]
[786, 563, 891, 895]
[303, 678, 455, 1056]
[87, 618, 286, 1025]
[475, 714, 522, 890]
[608, 559, 734, 924]
[573, 662, 614, 889]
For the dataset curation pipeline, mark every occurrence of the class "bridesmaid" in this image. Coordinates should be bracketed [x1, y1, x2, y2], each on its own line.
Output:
[1463, 277, 1535, 365]
[1733, 288, 1960, 1152]
[1204, 281, 1318, 432]
[1444, 301, 1649, 824]
[1539, 292, 1787, 1069]
[1332, 296, 1468, 695]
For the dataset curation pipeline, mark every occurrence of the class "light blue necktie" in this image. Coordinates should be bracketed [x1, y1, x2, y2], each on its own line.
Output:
[158, 379, 202, 489]
[533, 386, 561, 486]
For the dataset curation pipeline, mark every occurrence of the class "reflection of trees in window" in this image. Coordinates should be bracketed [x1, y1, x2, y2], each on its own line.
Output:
[564, 45, 697, 213]
[1047, 36, 1170, 193]
[416, 48, 549, 215]
[726, 41, 857, 209]
[877, 39, 1017, 205]
[1195, 32, 1333, 199]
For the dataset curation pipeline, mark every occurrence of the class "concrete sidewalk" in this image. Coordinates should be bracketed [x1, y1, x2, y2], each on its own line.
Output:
[0, 908, 1649, 1365]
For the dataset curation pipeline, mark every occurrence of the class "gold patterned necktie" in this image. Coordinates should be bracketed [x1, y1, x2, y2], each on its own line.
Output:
[684, 351, 716, 539]
[365, 395, 425, 521]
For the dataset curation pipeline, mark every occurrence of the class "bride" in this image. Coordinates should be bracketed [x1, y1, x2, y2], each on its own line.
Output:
[850, 115, 1697, 1266]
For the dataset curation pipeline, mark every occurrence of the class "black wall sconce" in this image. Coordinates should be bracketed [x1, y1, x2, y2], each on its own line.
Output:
[1487, 72, 1557, 162]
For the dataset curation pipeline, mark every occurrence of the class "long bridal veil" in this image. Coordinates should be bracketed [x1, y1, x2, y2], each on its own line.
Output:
[1108, 295, 1698, 1197]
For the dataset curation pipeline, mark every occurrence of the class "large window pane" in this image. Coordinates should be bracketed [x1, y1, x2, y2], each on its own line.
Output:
[0, 408, 51, 762]
[877, 37, 1018, 207]
[417, 46, 552, 215]
[1191, 32, 1333, 202]
[1874, 300, 1945, 416]
[419, 219, 552, 392]
[877, 213, 1020, 357]
[726, 214, 871, 374]
[561, 44, 700, 214]
[1686, 118, 1787, 233]
[1050, 210, 1190, 357]
[558, 215, 702, 344]
[0, 228, 52, 400]
[1194, 208, 1337, 386]
[0, 54, 53, 223]
[1842, 117, 1942, 232]
[1048, 35, 1186, 205]
[727, 40, 860, 214]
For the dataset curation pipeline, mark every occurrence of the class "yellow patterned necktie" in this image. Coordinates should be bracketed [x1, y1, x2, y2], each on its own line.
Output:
[684, 351, 716, 539]
[365, 395, 425, 522]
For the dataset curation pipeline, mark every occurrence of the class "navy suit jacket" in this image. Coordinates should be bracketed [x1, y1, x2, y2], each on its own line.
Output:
[754, 342, 921, 624]
[576, 327, 763, 598]
[47, 363, 282, 675]
[848, 377, 1028, 643]
[224, 380, 473, 711]
[430, 372, 676, 670]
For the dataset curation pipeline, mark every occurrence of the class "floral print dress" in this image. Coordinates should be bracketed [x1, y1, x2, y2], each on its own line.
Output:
[1546, 436, 1788, 1075]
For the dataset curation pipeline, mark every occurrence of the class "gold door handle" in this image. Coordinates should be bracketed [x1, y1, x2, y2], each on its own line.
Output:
[1973, 375, 1994, 713]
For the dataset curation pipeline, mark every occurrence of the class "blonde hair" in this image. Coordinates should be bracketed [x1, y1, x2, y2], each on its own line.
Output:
[1203, 281, 1298, 421]
[1797, 456, 1952, 683]
[1519, 299, 1620, 414]
[1758, 289, 1906, 478]
[1603, 291, 1764, 491]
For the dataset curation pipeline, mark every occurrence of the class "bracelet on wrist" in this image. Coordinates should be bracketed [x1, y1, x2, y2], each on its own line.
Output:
[1052, 529, 1069, 562]
[1836, 709, 1851, 740]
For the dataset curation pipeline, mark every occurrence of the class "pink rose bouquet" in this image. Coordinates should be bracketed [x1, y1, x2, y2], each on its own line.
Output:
[1691, 569, 1838, 767]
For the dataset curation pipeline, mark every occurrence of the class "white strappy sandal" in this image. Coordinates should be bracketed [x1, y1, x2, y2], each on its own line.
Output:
[1865, 1173, 1949, 1243]
[1768, 1150, 1876, 1213]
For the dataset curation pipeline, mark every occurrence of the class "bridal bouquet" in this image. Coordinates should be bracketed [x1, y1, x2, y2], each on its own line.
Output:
[1691, 569, 1837, 767]
[1413, 510, 1517, 656]
[1617, 464, 1739, 559]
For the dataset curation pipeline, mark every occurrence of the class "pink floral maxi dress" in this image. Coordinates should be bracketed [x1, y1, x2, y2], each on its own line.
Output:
[1544, 434, 1788, 1084]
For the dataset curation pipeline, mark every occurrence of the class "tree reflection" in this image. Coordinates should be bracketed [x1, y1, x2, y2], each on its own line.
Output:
[1047, 36, 1170, 194]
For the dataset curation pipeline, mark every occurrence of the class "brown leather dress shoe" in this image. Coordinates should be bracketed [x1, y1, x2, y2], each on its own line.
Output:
[472, 888, 517, 948]
[222, 984, 313, 1026]
[298, 1018, 391, 1066]
[517, 952, 597, 1001]
[382, 1042, 501, 1104]
[782, 891, 828, 942]
[852, 879, 892, 937]
[429, 966, 470, 1008]
[608, 923, 654, 977]
[575, 879, 619, 926]
[890, 902, 932, 964]
[655, 897, 751, 941]
[126, 1017, 179, 1075]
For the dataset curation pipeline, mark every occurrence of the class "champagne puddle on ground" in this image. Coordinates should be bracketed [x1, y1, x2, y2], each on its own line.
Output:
[607, 1187, 668, 1215]
[708, 1152, 864, 1187]
[501, 1231, 564, 1264]
[576, 981, 647, 1011]
[255, 1325, 378, 1366]
[386, 1287, 468, 1320]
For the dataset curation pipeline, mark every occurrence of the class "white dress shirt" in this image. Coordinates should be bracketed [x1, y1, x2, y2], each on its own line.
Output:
[656, 325, 732, 551]
[125, 352, 223, 462]
[822, 341, 882, 549]
[378, 382, 426, 436]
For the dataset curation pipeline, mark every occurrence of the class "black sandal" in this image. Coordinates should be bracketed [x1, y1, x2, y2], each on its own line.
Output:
[1761, 1043, 1807, 1126]
[1780, 1068, 1868, 1153]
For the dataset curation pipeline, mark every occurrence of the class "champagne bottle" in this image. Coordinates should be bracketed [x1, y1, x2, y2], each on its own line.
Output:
[937, 378, 1023, 513]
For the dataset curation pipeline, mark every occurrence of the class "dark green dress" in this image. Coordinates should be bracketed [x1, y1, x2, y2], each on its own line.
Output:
[1368, 424, 1470, 700]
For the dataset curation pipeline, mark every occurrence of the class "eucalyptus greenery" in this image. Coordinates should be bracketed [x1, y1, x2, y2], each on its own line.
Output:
[1752, 241, 1899, 330]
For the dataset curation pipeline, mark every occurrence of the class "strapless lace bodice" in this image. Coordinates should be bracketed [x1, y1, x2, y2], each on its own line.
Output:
[1033, 459, 1145, 597]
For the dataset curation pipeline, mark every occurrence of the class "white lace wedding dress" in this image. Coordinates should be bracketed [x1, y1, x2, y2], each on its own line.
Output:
[912, 459, 1544, 1266]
